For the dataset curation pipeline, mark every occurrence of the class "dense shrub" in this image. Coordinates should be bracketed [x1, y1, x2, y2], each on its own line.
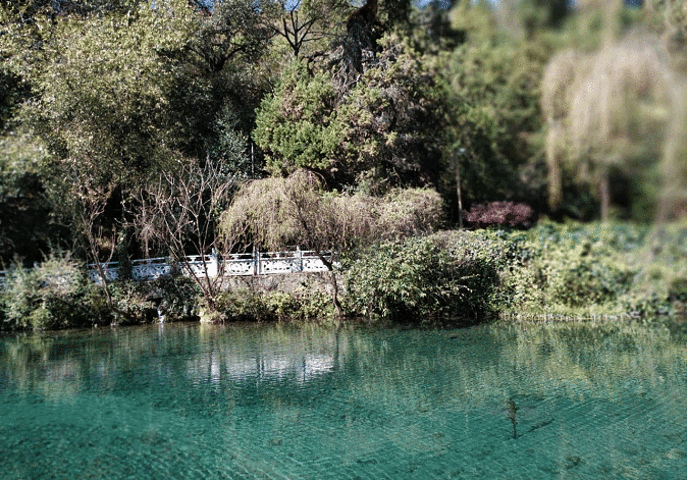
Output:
[106, 281, 153, 324]
[0, 252, 204, 329]
[424, 221, 685, 320]
[344, 236, 499, 322]
[214, 289, 335, 323]
[143, 275, 200, 322]
[546, 256, 636, 307]
[497, 221, 685, 318]
[0, 252, 99, 330]
[376, 188, 446, 237]
[1, 221, 683, 329]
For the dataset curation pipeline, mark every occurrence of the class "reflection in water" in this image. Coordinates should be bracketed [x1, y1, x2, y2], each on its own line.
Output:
[0, 320, 685, 479]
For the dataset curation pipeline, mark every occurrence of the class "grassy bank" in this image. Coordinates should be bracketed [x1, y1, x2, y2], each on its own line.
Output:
[1, 221, 685, 331]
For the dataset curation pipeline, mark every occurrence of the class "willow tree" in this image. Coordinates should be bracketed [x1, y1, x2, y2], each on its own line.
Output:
[219, 169, 444, 317]
[542, 31, 685, 221]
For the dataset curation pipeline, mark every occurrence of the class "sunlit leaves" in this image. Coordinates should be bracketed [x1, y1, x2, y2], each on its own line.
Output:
[253, 60, 344, 175]
[22, 0, 195, 186]
[254, 33, 450, 189]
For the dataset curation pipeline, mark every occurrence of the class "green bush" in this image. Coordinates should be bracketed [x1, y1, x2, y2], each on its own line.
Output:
[143, 275, 200, 322]
[1, 251, 97, 330]
[344, 236, 499, 322]
[107, 280, 154, 325]
[546, 256, 636, 307]
[213, 288, 335, 323]
[0, 252, 201, 330]
[495, 221, 685, 318]
[214, 290, 272, 322]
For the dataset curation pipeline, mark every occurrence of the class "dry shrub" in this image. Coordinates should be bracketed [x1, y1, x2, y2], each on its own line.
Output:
[376, 188, 445, 238]
[220, 169, 444, 253]
[222, 169, 442, 317]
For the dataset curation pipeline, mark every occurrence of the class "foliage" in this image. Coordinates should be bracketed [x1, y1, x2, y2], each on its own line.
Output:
[443, 1, 549, 209]
[14, 0, 195, 189]
[0, 251, 97, 330]
[254, 32, 451, 189]
[214, 289, 335, 323]
[0, 131, 64, 264]
[336, 33, 451, 189]
[131, 155, 237, 312]
[375, 187, 446, 236]
[0, 254, 206, 329]
[496, 221, 685, 318]
[414, 221, 686, 321]
[205, 103, 255, 179]
[220, 170, 444, 255]
[220, 170, 444, 316]
[344, 236, 498, 322]
[105, 279, 154, 325]
[541, 4, 686, 221]
[143, 275, 200, 322]
[1, 0, 686, 330]
[266, 0, 350, 59]
[190, 0, 274, 73]
[253, 60, 343, 175]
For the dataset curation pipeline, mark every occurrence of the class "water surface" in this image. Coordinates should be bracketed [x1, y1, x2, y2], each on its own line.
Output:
[0, 320, 685, 479]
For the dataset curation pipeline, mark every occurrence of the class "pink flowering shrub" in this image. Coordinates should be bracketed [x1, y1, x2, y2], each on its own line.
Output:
[464, 202, 535, 229]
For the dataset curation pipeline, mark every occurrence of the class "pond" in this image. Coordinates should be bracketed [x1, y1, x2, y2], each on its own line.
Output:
[0, 320, 685, 479]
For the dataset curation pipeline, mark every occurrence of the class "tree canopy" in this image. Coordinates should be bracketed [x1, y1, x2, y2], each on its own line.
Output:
[0, 0, 685, 267]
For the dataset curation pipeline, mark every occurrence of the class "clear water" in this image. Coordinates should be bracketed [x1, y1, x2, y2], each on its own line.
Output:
[0, 321, 685, 479]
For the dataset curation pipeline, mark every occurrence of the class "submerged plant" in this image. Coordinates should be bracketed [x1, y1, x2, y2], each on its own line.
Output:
[507, 398, 519, 440]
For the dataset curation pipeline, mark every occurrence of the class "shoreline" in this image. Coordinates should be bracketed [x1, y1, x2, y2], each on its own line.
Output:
[1, 221, 685, 333]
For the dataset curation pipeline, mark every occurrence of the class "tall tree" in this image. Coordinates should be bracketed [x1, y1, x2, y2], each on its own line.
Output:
[254, 32, 451, 191]
[188, 0, 274, 73]
[267, 0, 350, 59]
[442, 0, 547, 212]
[18, 0, 196, 189]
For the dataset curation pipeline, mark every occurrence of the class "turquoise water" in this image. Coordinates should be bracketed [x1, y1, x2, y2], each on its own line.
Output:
[0, 321, 685, 479]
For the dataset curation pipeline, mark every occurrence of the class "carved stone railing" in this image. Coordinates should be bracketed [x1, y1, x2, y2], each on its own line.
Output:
[94, 249, 329, 284]
[0, 249, 332, 287]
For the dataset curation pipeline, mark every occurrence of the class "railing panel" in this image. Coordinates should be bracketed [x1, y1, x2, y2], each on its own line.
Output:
[223, 260, 255, 276]
[258, 251, 299, 274]
[260, 258, 299, 274]
[87, 264, 120, 284]
[180, 255, 218, 279]
[0, 250, 335, 290]
[132, 263, 173, 281]
[302, 257, 329, 272]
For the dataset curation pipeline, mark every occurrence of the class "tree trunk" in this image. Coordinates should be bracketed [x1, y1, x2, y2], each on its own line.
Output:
[599, 169, 610, 222]
[318, 253, 344, 321]
[330, 269, 344, 320]
[456, 154, 463, 229]
[546, 123, 563, 212]
[92, 261, 113, 309]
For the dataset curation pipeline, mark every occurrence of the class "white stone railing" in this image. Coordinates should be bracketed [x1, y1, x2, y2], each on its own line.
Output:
[0, 249, 332, 288]
[94, 249, 331, 284]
